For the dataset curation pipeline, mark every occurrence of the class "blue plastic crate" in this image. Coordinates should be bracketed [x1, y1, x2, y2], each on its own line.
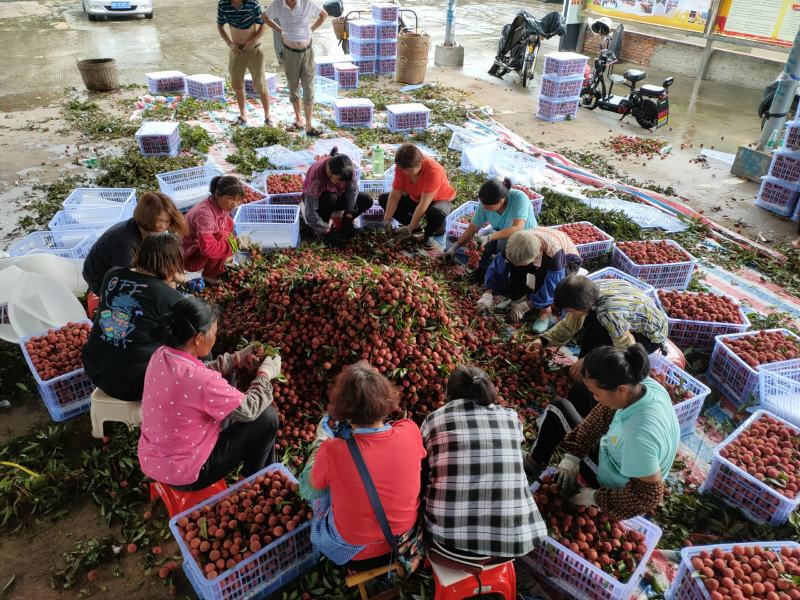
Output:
[146, 70, 186, 94]
[540, 74, 584, 100]
[376, 57, 396, 76]
[169, 464, 318, 600]
[135, 121, 181, 157]
[157, 166, 222, 212]
[333, 62, 359, 90]
[536, 95, 580, 123]
[376, 40, 397, 58]
[376, 22, 397, 41]
[759, 359, 800, 427]
[62, 187, 136, 209]
[700, 410, 800, 525]
[587, 267, 654, 295]
[386, 103, 430, 133]
[19, 320, 94, 422]
[371, 3, 399, 22]
[649, 354, 710, 438]
[7, 230, 96, 260]
[48, 205, 129, 232]
[354, 59, 376, 76]
[755, 175, 800, 217]
[348, 37, 377, 60]
[611, 240, 696, 290]
[186, 74, 225, 100]
[334, 98, 374, 129]
[234, 204, 300, 249]
[348, 19, 377, 39]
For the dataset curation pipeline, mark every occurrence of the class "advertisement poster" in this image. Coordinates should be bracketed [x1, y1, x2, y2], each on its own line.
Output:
[714, 0, 800, 47]
[584, 0, 713, 33]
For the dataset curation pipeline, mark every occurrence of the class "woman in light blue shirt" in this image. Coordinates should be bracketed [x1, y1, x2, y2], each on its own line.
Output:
[443, 177, 537, 278]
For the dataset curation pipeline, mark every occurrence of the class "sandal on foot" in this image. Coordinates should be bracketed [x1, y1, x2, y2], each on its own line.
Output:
[264, 117, 276, 127]
[286, 122, 304, 132]
[305, 126, 323, 137]
[233, 116, 247, 126]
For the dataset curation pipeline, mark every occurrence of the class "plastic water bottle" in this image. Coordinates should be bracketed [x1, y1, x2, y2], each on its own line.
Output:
[372, 145, 385, 177]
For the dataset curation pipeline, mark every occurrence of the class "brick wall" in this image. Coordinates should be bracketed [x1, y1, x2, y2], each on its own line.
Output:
[582, 30, 665, 66]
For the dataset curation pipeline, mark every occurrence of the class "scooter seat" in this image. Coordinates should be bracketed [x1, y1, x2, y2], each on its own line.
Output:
[623, 69, 646, 83]
[640, 84, 665, 97]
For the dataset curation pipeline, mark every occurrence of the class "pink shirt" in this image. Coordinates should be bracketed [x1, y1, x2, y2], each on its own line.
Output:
[183, 197, 235, 270]
[137, 346, 243, 485]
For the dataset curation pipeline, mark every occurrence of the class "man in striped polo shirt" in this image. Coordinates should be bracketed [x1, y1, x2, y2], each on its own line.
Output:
[217, 0, 273, 127]
[264, 0, 328, 136]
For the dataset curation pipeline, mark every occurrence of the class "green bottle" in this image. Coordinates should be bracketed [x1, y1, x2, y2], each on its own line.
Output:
[372, 145, 385, 177]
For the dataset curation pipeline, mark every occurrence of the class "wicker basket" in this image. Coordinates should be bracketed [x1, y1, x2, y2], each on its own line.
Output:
[396, 31, 430, 85]
[332, 17, 346, 41]
[77, 58, 119, 91]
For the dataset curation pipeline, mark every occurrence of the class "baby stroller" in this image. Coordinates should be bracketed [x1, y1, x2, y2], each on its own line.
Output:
[489, 11, 565, 88]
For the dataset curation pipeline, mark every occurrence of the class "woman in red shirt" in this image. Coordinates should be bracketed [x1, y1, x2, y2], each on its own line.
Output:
[300, 361, 425, 570]
[183, 176, 244, 283]
[379, 143, 456, 250]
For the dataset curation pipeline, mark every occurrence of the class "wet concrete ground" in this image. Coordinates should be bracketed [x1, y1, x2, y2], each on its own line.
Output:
[0, 0, 795, 245]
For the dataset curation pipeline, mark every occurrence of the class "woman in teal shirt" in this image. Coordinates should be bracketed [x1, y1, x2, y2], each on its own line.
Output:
[443, 177, 537, 278]
[553, 344, 679, 519]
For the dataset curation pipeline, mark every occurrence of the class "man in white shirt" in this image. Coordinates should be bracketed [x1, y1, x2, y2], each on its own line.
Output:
[264, 0, 327, 136]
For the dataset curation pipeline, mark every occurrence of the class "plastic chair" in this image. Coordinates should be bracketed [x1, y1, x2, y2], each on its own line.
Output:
[428, 550, 516, 600]
[89, 388, 142, 438]
[345, 562, 404, 600]
[149, 479, 228, 518]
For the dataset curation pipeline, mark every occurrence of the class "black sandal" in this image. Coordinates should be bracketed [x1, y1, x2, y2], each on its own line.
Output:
[305, 126, 323, 137]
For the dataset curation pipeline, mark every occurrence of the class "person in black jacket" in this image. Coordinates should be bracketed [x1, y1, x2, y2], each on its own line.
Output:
[83, 233, 186, 401]
[82, 192, 187, 295]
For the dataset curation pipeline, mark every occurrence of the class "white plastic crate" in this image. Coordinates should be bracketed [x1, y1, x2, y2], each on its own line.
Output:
[372, 2, 399, 22]
[540, 74, 584, 100]
[510, 185, 543, 216]
[354, 200, 399, 229]
[543, 52, 588, 78]
[700, 410, 800, 525]
[550, 221, 613, 261]
[244, 72, 278, 97]
[443, 201, 491, 257]
[315, 53, 354, 78]
[654, 290, 750, 351]
[251, 169, 305, 205]
[334, 98, 374, 128]
[611, 240, 696, 290]
[386, 103, 430, 132]
[7, 230, 96, 260]
[233, 204, 300, 249]
[62, 188, 136, 209]
[135, 121, 181, 157]
[376, 22, 397, 41]
[348, 38, 377, 60]
[354, 59, 376, 75]
[358, 178, 391, 197]
[377, 57, 396, 76]
[348, 19, 377, 39]
[314, 75, 338, 104]
[708, 328, 800, 408]
[650, 354, 711, 437]
[185, 74, 225, 100]
[145, 70, 186, 94]
[169, 464, 318, 600]
[755, 175, 800, 217]
[255, 145, 310, 168]
[157, 165, 222, 212]
[759, 359, 800, 427]
[784, 121, 800, 152]
[768, 148, 800, 182]
[333, 62, 359, 89]
[313, 138, 363, 166]
[376, 40, 397, 58]
[536, 96, 580, 123]
[668, 541, 800, 600]
[587, 266, 654, 295]
[48, 205, 129, 232]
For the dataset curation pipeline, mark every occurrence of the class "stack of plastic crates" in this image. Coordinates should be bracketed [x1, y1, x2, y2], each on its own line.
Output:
[536, 52, 587, 122]
[19, 320, 95, 421]
[757, 136, 800, 215]
[348, 19, 377, 76]
[700, 410, 800, 525]
[653, 290, 750, 351]
[145, 70, 186, 94]
[7, 230, 96, 260]
[135, 121, 181, 157]
[252, 169, 305, 205]
[244, 72, 278, 97]
[48, 205, 130, 234]
[372, 4, 398, 76]
[649, 354, 710, 437]
[708, 328, 800, 408]
[759, 359, 800, 427]
[587, 267, 654, 295]
[157, 165, 222, 212]
[386, 103, 430, 132]
[611, 240, 696, 290]
[169, 464, 318, 600]
[185, 74, 225, 100]
[550, 221, 613, 261]
[334, 98, 374, 128]
[333, 62, 359, 89]
[233, 204, 300, 249]
[315, 53, 354, 78]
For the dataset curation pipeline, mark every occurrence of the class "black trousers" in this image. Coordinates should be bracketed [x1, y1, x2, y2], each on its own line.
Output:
[318, 191, 373, 223]
[579, 310, 663, 359]
[476, 238, 507, 281]
[378, 192, 452, 237]
[175, 405, 280, 491]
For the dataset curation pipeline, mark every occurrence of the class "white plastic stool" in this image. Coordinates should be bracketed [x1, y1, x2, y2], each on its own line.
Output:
[90, 388, 142, 438]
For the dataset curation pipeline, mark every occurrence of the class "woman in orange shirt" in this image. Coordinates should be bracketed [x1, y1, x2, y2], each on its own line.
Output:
[378, 143, 456, 250]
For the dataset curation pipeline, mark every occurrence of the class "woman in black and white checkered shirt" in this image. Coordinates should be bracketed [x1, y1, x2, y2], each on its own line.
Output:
[420, 366, 548, 559]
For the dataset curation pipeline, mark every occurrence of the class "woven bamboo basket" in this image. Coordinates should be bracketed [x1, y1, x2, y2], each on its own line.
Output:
[77, 58, 119, 91]
[396, 31, 430, 85]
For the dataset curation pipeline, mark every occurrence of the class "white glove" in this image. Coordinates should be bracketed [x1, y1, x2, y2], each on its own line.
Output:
[476, 291, 494, 310]
[383, 221, 394, 237]
[571, 487, 598, 507]
[257, 355, 281, 380]
[474, 234, 491, 250]
[394, 225, 413, 240]
[526, 273, 537, 289]
[555, 454, 581, 496]
[508, 299, 531, 323]
[316, 416, 333, 443]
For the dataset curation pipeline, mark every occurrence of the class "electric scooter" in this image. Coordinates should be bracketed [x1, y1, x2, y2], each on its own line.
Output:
[580, 17, 675, 130]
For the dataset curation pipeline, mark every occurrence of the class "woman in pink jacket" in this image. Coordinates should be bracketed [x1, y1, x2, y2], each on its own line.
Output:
[183, 175, 244, 283]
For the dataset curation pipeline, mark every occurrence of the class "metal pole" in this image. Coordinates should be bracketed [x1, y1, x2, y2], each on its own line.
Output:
[444, 0, 457, 46]
[757, 26, 800, 150]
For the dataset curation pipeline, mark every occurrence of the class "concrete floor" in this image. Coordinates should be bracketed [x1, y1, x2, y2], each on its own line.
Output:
[0, 0, 795, 246]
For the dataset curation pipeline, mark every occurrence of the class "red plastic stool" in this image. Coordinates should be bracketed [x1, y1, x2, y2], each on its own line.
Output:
[86, 292, 100, 320]
[429, 555, 516, 600]
[149, 479, 228, 518]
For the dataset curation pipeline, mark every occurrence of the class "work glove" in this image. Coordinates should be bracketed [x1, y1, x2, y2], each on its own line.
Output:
[508, 299, 531, 323]
[571, 487, 598, 507]
[233, 342, 260, 369]
[442, 245, 458, 265]
[316, 416, 334, 443]
[555, 454, 581, 496]
[228, 234, 240, 255]
[383, 221, 394, 237]
[257, 355, 282, 380]
[341, 214, 355, 238]
[474, 233, 491, 250]
[394, 225, 413, 240]
[476, 291, 494, 310]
